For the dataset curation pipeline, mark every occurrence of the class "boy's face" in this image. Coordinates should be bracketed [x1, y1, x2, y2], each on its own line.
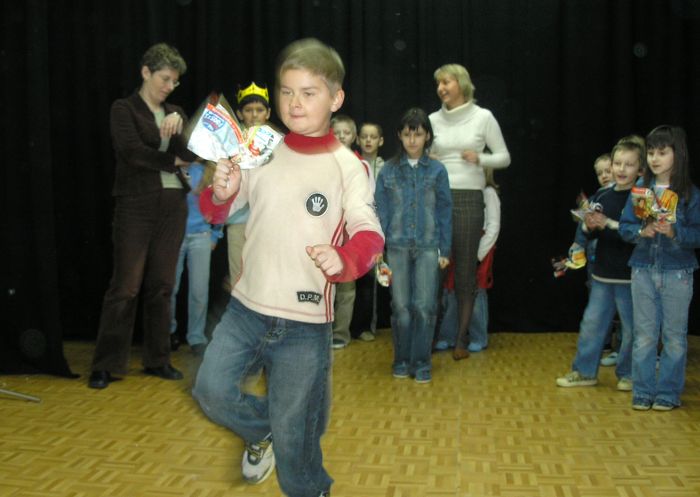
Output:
[611, 150, 641, 190]
[594, 158, 613, 187]
[357, 125, 384, 156]
[236, 101, 271, 128]
[332, 121, 356, 148]
[398, 125, 429, 160]
[277, 69, 344, 137]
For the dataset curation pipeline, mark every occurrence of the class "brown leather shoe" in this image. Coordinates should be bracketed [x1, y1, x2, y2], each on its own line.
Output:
[452, 348, 470, 361]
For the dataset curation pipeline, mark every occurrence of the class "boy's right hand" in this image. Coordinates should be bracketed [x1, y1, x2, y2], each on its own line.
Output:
[212, 158, 241, 203]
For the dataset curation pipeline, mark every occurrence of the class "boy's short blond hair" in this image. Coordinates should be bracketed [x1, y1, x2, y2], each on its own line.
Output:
[331, 114, 357, 134]
[276, 38, 345, 93]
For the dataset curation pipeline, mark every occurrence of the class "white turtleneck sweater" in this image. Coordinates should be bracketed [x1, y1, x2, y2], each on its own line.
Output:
[429, 101, 510, 190]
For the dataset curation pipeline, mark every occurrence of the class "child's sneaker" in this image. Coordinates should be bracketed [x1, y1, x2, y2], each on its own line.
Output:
[392, 363, 409, 379]
[616, 378, 633, 391]
[433, 340, 451, 351]
[600, 352, 618, 367]
[358, 331, 375, 342]
[468, 342, 486, 353]
[414, 370, 432, 384]
[241, 434, 275, 484]
[556, 371, 598, 387]
[652, 399, 675, 411]
[632, 397, 652, 411]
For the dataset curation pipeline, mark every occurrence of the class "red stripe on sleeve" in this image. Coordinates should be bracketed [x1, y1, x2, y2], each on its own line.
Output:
[328, 231, 385, 283]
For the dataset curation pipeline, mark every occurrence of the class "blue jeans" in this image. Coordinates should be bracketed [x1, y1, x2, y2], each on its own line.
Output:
[572, 279, 633, 380]
[631, 267, 694, 406]
[171, 232, 212, 346]
[468, 288, 489, 348]
[387, 246, 439, 375]
[192, 298, 333, 497]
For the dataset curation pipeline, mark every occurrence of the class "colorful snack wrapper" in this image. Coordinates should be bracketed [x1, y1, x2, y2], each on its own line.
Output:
[185, 93, 283, 169]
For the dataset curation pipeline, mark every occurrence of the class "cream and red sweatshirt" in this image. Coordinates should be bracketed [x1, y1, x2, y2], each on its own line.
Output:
[201, 131, 384, 323]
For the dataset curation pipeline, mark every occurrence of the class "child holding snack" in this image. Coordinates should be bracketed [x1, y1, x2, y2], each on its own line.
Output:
[556, 137, 644, 390]
[193, 38, 383, 497]
[375, 107, 452, 384]
[619, 125, 700, 411]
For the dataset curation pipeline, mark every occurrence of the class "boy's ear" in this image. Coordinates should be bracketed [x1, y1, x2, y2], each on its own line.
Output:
[330, 89, 345, 112]
[235, 109, 243, 121]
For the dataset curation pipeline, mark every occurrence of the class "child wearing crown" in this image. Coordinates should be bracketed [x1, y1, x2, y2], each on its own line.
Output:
[225, 82, 275, 289]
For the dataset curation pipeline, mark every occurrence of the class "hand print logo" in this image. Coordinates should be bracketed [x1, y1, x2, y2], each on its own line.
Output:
[305, 192, 328, 217]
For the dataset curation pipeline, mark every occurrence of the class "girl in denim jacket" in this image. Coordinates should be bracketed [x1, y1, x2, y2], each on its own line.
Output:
[375, 108, 452, 383]
[619, 125, 700, 411]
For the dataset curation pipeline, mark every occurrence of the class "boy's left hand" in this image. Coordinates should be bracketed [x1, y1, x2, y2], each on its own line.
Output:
[306, 245, 343, 277]
[438, 256, 450, 269]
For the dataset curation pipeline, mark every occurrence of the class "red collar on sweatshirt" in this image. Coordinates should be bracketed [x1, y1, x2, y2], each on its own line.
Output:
[284, 130, 341, 154]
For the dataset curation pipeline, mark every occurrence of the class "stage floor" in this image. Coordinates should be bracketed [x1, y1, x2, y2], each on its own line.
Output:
[1, 331, 699, 497]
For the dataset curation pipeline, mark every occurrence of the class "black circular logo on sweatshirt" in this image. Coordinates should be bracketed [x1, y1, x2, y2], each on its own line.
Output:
[306, 193, 328, 217]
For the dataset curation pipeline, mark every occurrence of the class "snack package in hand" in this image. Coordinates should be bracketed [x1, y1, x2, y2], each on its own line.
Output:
[570, 190, 603, 222]
[375, 255, 392, 287]
[185, 93, 282, 169]
[631, 186, 654, 220]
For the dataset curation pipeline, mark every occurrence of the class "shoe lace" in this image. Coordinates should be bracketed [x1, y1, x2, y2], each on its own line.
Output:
[246, 439, 271, 463]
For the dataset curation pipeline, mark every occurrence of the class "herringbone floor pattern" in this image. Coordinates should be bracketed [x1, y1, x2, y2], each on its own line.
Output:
[1, 331, 699, 497]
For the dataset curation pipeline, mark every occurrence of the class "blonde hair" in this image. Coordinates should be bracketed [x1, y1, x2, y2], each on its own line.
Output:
[141, 43, 187, 74]
[434, 64, 475, 102]
[331, 114, 357, 134]
[276, 38, 345, 92]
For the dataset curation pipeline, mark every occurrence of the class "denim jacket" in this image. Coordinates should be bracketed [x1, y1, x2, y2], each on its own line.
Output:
[619, 179, 700, 270]
[374, 153, 452, 257]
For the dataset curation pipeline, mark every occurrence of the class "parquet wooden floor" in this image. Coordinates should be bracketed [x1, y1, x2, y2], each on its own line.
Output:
[1, 331, 699, 497]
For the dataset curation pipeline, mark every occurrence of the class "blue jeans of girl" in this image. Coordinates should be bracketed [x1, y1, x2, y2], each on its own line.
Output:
[631, 267, 694, 406]
[171, 231, 212, 346]
[388, 246, 439, 375]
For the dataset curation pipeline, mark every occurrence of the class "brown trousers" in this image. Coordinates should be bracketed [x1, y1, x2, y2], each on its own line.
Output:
[91, 189, 187, 373]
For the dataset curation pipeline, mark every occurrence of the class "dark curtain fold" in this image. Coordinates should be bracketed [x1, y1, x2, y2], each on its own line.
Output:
[2, 0, 699, 374]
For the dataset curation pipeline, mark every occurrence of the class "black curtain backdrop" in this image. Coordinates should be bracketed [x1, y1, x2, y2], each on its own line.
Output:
[3, 0, 700, 373]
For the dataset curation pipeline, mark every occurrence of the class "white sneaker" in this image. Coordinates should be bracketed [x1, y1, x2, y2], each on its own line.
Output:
[616, 378, 633, 391]
[556, 371, 598, 387]
[241, 434, 275, 484]
[358, 331, 375, 342]
[600, 352, 618, 367]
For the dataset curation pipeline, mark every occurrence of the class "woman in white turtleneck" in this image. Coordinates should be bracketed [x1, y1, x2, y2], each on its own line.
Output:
[429, 64, 510, 360]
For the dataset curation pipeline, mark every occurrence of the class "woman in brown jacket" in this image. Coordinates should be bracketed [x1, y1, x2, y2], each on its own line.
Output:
[89, 43, 196, 389]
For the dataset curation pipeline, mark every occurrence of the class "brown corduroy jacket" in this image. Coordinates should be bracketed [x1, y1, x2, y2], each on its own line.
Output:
[109, 92, 196, 196]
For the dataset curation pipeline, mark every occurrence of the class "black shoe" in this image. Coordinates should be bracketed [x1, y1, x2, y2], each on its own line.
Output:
[88, 371, 121, 389]
[143, 364, 184, 380]
[170, 333, 181, 351]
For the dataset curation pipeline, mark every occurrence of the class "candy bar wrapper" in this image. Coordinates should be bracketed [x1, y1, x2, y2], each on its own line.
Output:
[652, 188, 678, 224]
[570, 190, 603, 222]
[237, 124, 284, 169]
[375, 255, 392, 287]
[631, 186, 654, 220]
[185, 93, 282, 169]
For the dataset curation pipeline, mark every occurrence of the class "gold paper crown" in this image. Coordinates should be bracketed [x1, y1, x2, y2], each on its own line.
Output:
[237, 82, 269, 105]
